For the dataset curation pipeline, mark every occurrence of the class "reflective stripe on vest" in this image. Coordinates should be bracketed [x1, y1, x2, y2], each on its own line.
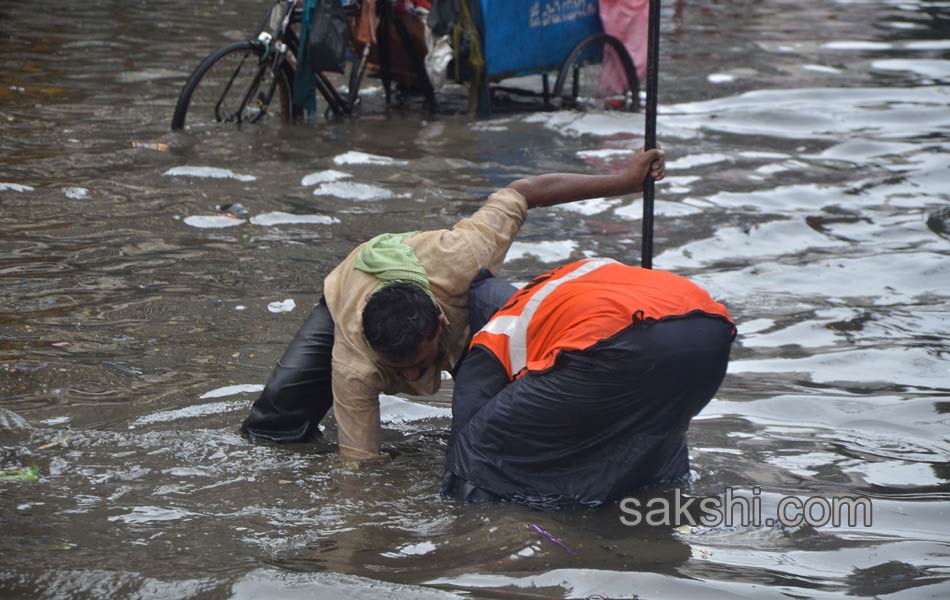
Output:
[478, 257, 617, 376]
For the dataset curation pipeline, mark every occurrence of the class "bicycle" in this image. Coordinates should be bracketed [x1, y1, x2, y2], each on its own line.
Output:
[170, 0, 640, 131]
[171, 0, 370, 130]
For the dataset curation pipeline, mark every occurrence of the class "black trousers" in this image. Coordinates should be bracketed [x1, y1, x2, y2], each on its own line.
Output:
[442, 314, 736, 509]
[240, 271, 517, 444]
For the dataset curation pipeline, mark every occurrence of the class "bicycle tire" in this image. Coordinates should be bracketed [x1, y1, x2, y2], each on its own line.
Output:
[552, 34, 640, 113]
[171, 41, 293, 131]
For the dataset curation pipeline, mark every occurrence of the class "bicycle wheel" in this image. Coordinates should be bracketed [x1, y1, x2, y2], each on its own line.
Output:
[171, 41, 293, 130]
[553, 34, 640, 113]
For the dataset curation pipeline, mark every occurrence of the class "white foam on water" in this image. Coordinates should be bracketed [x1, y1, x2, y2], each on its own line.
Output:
[163, 166, 256, 182]
[823, 41, 892, 50]
[199, 384, 266, 399]
[556, 198, 621, 216]
[108, 506, 195, 524]
[132, 399, 250, 426]
[183, 215, 245, 229]
[63, 187, 89, 199]
[301, 170, 351, 186]
[250, 212, 339, 226]
[801, 64, 842, 74]
[267, 299, 296, 313]
[664, 175, 701, 186]
[506, 545, 540, 559]
[871, 59, 950, 79]
[506, 240, 577, 262]
[736, 318, 774, 335]
[708, 73, 735, 83]
[576, 148, 635, 159]
[333, 151, 408, 166]
[312, 181, 400, 201]
[398, 541, 437, 555]
[738, 151, 791, 160]
[671, 153, 733, 169]
[0, 182, 34, 192]
[882, 21, 925, 30]
[378, 394, 450, 424]
[41, 416, 72, 426]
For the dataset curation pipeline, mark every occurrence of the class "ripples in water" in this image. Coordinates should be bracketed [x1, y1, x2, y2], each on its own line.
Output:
[2, 0, 949, 597]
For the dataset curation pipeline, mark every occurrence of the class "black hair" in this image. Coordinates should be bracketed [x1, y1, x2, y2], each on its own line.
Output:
[362, 281, 440, 362]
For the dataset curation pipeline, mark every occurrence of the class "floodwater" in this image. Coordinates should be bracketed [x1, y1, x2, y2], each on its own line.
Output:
[2, 0, 949, 598]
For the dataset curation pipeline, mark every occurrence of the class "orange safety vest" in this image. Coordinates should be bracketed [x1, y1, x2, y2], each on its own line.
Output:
[471, 258, 733, 380]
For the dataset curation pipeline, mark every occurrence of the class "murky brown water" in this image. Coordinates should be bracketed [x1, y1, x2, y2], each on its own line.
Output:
[2, 0, 949, 598]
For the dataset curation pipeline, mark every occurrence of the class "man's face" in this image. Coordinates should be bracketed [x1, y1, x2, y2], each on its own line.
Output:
[378, 316, 445, 382]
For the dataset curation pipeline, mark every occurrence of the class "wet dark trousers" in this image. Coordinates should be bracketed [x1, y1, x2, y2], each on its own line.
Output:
[442, 314, 736, 509]
[240, 271, 517, 444]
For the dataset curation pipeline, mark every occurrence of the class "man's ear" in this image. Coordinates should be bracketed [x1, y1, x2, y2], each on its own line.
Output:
[434, 314, 447, 337]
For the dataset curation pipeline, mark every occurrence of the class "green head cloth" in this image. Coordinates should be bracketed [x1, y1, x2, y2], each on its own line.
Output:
[354, 232, 431, 293]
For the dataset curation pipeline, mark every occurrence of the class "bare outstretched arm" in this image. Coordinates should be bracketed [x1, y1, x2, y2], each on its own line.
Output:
[507, 147, 665, 209]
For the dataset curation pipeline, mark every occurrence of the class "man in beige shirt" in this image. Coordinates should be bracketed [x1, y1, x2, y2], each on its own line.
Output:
[241, 147, 665, 463]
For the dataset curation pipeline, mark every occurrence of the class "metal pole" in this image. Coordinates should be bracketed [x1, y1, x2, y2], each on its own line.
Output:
[641, 0, 661, 269]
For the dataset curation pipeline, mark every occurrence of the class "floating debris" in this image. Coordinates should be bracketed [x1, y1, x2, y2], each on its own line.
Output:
[530, 524, 576, 556]
[267, 299, 296, 313]
[379, 394, 451, 425]
[63, 187, 89, 200]
[216, 202, 250, 219]
[199, 384, 265, 399]
[312, 181, 401, 201]
[0, 466, 40, 483]
[333, 151, 408, 166]
[506, 240, 578, 263]
[0, 182, 34, 192]
[183, 215, 245, 229]
[163, 166, 256, 182]
[250, 211, 339, 226]
[132, 141, 169, 151]
[301, 169, 351, 186]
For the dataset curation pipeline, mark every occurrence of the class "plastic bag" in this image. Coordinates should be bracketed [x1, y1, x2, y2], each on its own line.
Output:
[308, 0, 349, 74]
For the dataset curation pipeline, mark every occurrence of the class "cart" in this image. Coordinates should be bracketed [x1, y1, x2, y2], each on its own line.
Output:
[170, 0, 641, 130]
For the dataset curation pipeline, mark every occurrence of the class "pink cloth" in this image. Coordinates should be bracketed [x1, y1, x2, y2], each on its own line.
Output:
[598, 0, 649, 95]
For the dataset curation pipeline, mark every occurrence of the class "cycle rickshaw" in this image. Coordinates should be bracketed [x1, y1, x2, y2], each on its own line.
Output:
[170, 0, 642, 130]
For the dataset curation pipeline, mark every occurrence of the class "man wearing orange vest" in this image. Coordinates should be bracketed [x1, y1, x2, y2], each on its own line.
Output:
[441, 258, 736, 509]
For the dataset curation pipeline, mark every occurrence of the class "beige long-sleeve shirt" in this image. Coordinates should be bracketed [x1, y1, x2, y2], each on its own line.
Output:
[322, 188, 528, 461]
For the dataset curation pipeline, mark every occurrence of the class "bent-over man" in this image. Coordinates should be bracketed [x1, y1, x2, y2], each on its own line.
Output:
[241, 148, 666, 464]
[442, 258, 736, 509]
